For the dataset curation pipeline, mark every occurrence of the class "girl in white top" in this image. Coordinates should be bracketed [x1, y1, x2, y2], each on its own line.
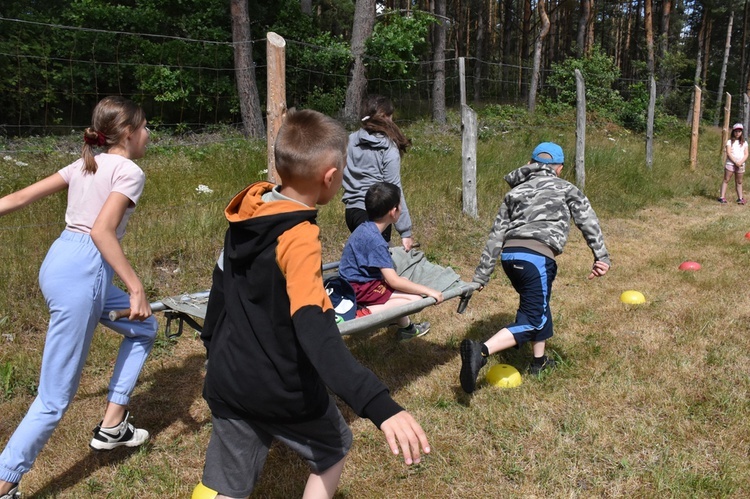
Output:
[0, 96, 158, 499]
[719, 123, 749, 204]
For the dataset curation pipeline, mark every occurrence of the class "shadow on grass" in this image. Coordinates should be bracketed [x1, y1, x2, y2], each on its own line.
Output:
[32, 353, 206, 498]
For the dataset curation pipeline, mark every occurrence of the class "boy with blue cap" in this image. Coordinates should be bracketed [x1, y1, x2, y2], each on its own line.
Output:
[460, 142, 610, 393]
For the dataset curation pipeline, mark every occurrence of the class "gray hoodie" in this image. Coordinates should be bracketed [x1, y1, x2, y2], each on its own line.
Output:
[474, 162, 610, 286]
[342, 128, 412, 237]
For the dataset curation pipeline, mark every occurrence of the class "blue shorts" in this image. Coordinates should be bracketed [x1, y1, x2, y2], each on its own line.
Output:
[501, 248, 558, 345]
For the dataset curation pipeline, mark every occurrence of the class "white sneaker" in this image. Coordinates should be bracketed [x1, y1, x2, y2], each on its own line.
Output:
[0, 484, 19, 499]
[89, 411, 150, 451]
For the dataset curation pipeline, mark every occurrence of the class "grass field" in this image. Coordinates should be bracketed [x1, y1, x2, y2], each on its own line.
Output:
[1, 113, 749, 497]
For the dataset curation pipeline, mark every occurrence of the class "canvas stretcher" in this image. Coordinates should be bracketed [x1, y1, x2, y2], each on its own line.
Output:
[111, 261, 479, 338]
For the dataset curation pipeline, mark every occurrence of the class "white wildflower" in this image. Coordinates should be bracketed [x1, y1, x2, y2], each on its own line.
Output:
[196, 184, 214, 194]
[259, 169, 268, 175]
[608, 137, 616, 142]
[3, 156, 12, 161]
[15, 161, 28, 167]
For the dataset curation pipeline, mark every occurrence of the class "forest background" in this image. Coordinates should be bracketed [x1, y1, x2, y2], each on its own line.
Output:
[2, 0, 750, 139]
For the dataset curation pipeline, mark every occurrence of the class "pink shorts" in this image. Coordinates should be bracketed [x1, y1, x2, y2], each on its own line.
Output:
[725, 162, 746, 174]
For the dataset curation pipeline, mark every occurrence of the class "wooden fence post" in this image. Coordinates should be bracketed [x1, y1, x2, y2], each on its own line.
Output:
[266, 32, 287, 183]
[646, 75, 655, 170]
[574, 69, 586, 191]
[721, 92, 731, 165]
[690, 85, 701, 170]
[461, 104, 478, 218]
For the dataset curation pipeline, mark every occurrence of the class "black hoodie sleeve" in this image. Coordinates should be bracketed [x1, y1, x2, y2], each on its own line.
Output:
[201, 262, 225, 359]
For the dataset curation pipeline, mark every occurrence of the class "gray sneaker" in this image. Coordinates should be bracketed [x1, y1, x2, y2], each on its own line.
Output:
[0, 484, 19, 499]
[89, 411, 149, 451]
[397, 321, 431, 342]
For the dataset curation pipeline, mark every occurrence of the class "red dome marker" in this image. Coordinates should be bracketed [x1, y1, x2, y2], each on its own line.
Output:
[678, 261, 701, 271]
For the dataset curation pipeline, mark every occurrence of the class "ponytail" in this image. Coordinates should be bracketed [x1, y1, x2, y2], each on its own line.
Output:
[359, 95, 411, 157]
[81, 96, 145, 174]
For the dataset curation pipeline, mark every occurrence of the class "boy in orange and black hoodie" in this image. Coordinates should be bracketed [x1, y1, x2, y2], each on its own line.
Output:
[196, 110, 430, 499]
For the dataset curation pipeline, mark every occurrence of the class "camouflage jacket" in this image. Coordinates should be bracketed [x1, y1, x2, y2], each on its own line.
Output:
[473, 162, 611, 285]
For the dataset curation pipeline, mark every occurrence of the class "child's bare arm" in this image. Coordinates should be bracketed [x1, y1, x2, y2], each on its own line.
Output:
[0, 173, 67, 216]
[381, 268, 443, 303]
[379, 410, 431, 465]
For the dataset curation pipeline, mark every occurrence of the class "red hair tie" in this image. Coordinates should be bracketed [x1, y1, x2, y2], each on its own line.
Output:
[84, 131, 106, 147]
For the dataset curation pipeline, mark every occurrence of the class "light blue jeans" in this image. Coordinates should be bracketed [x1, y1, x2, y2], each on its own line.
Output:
[0, 230, 158, 484]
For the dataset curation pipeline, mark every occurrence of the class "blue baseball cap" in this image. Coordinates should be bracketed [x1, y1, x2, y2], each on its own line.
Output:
[531, 142, 565, 164]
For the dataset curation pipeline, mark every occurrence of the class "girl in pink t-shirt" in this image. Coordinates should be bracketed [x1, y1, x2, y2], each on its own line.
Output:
[0, 97, 157, 499]
[719, 123, 750, 204]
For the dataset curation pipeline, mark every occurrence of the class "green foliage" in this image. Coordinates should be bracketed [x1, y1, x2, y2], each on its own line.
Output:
[0, 0, 234, 132]
[270, 0, 351, 112]
[545, 46, 623, 118]
[365, 10, 435, 87]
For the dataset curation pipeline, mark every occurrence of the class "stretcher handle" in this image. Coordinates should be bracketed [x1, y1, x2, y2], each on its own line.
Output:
[109, 309, 130, 321]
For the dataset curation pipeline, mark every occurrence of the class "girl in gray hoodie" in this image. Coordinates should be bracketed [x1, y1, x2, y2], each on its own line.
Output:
[342, 95, 415, 251]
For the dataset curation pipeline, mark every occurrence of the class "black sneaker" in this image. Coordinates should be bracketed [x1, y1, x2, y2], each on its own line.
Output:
[459, 340, 487, 393]
[0, 484, 19, 499]
[397, 322, 430, 342]
[89, 411, 149, 451]
[529, 355, 556, 375]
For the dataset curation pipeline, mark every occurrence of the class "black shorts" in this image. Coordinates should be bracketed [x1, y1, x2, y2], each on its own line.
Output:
[202, 398, 352, 497]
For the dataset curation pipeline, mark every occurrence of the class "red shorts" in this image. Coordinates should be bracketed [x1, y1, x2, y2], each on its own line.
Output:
[351, 280, 394, 306]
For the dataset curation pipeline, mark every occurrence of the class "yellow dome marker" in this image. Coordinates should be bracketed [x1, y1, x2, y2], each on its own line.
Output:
[619, 290, 646, 304]
[192, 482, 218, 499]
[485, 364, 522, 388]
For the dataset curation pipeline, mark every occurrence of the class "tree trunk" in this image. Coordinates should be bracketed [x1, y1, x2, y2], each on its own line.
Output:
[521, 0, 532, 98]
[577, 0, 590, 58]
[644, 0, 654, 76]
[687, 10, 706, 125]
[230, 0, 265, 138]
[585, 0, 595, 55]
[473, 0, 485, 102]
[343, 0, 376, 124]
[742, 0, 750, 125]
[713, 10, 733, 126]
[657, 0, 672, 96]
[432, 0, 447, 123]
[529, 0, 550, 113]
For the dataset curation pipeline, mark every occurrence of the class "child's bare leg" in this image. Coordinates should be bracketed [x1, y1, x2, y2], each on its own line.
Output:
[302, 456, 346, 499]
[0, 480, 16, 495]
[720, 169, 732, 199]
[531, 340, 546, 358]
[735, 171, 744, 201]
[101, 401, 127, 427]
[484, 328, 517, 355]
[366, 292, 422, 328]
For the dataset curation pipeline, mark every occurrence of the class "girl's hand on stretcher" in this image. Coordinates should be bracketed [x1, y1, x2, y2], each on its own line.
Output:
[380, 410, 430, 465]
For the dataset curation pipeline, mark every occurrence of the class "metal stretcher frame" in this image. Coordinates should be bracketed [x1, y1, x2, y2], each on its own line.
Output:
[113, 262, 479, 338]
